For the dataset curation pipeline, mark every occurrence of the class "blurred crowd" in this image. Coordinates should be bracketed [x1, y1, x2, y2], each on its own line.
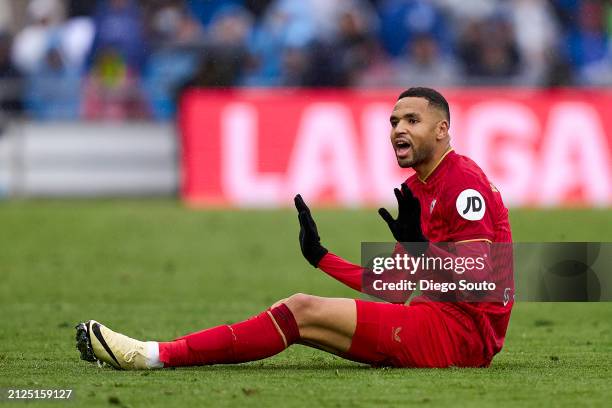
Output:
[0, 0, 611, 121]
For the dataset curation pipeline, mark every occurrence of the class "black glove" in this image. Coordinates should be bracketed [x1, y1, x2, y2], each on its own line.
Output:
[378, 184, 428, 246]
[294, 194, 328, 267]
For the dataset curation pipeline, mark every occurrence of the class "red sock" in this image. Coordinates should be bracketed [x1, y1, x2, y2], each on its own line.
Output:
[159, 304, 300, 367]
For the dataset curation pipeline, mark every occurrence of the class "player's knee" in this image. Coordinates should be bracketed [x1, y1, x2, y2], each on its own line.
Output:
[285, 293, 313, 312]
[284, 293, 319, 326]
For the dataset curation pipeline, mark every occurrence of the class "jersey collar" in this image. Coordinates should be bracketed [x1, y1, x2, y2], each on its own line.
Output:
[417, 147, 454, 184]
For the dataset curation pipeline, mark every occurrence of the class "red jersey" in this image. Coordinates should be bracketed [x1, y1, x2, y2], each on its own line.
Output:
[406, 149, 513, 361]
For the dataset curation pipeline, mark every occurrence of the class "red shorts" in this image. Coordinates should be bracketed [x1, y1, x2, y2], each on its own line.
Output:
[345, 300, 489, 368]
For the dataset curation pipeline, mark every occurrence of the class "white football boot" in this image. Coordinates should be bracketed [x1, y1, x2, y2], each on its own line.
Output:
[75, 320, 161, 370]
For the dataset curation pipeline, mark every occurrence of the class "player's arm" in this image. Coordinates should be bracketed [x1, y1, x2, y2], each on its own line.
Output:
[294, 194, 412, 302]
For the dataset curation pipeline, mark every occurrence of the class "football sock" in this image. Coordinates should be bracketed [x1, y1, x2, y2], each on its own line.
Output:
[158, 303, 300, 367]
[145, 341, 163, 369]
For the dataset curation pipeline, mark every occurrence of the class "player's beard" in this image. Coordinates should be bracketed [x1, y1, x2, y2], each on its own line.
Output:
[398, 142, 434, 169]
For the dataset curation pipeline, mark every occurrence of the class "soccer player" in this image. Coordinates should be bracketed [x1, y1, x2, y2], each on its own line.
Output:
[75, 87, 513, 369]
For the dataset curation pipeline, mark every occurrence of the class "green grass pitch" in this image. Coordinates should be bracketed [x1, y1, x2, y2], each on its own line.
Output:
[1, 201, 611, 407]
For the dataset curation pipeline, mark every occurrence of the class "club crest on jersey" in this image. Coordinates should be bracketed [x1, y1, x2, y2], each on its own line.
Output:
[456, 189, 485, 221]
[430, 199, 437, 214]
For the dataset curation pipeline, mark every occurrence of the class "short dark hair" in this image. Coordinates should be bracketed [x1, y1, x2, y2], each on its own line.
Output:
[397, 87, 450, 126]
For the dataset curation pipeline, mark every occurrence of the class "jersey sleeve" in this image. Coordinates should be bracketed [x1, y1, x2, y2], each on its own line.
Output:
[317, 252, 363, 292]
[442, 175, 496, 242]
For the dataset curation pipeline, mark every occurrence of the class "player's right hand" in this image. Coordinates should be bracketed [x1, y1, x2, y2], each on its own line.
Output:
[378, 184, 428, 244]
[294, 194, 328, 267]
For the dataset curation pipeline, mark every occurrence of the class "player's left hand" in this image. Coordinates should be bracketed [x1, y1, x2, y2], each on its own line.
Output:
[294, 194, 329, 267]
[378, 184, 428, 244]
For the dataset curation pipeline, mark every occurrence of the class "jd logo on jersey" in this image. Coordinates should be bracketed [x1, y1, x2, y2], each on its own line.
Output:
[456, 189, 486, 221]
[463, 196, 482, 214]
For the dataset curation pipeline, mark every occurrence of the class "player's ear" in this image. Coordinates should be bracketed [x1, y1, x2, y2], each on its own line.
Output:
[436, 119, 449, 140]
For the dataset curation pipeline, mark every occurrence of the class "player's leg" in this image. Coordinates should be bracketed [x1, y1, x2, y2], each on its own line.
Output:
[76, 293, 357, 370]
[157, 297, 486, 369]
[155, 293, 361, 367]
